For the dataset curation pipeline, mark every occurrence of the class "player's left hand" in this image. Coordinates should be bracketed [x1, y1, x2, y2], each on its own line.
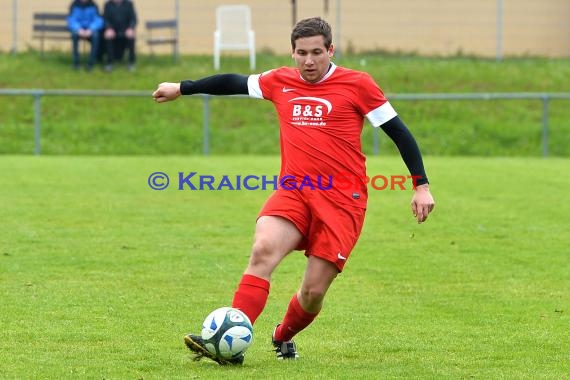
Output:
[411, 184, 435, 224]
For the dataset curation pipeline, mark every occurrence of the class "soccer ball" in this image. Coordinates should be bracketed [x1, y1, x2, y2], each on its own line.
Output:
[201, 307, 253, 359]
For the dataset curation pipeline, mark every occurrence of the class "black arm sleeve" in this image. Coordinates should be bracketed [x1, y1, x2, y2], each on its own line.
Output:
[180, 74, 249, 96]
[380, 116, 429, 186]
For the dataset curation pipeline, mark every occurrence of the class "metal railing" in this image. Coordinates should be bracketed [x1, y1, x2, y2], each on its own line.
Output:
[1, 89, 569, 156]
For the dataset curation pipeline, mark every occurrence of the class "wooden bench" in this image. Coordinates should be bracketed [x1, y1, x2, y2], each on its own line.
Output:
[33, 13, 69, 58]
[33, 13, 179, 62]
[145, 19, 179, 61]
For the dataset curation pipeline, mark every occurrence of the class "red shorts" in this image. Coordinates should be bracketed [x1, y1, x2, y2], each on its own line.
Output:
[258, 188, 366, 272]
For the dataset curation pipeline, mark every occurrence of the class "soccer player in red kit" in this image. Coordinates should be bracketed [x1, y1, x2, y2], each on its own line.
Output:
[153, 17, 435, 365]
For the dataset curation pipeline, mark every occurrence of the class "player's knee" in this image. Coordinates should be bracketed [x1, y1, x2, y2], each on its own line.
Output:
[249, 237, 275, 265]
[299, 286, 326, 305]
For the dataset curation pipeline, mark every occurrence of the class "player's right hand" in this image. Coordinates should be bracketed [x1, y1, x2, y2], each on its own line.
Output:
[153, 82, 181, 103]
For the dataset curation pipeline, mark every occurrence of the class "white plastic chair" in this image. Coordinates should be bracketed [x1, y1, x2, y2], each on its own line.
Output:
[214, 5, 256, 71]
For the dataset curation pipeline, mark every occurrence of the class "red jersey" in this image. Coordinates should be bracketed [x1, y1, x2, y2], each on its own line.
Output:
[247, 63, 397, 208]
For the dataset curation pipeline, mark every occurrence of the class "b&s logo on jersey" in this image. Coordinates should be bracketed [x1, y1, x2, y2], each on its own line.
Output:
[289, 97, 332, 127]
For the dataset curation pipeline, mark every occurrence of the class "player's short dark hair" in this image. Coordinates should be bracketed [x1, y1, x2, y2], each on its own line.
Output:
[291, 17, 332, 50]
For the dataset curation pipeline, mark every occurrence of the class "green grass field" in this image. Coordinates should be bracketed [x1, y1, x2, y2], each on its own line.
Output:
[1, 155, 568, 379]
[1, 52, 570, 156]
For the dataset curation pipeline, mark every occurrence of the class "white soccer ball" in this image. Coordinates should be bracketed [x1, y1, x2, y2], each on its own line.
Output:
[201, 307, 253, 359]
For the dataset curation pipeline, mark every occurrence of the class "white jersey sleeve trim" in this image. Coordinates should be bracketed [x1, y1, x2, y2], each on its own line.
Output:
[247, 74, 263, 99]
[366, 101, 398, 127]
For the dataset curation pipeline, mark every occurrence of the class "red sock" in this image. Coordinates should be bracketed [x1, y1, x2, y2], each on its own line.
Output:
[231, 274, 270, 325]
[274, 294, 318, 342]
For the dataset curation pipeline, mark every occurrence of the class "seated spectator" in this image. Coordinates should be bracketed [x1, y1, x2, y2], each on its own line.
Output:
[67, 0, 103, 71]
[103, 0, 137, 72]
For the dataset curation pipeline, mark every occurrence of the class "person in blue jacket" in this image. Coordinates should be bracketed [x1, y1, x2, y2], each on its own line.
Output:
[67, 0, 104, 70]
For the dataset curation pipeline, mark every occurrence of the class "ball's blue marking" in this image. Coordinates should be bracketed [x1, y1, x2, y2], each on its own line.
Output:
[224, 335, 234, 346]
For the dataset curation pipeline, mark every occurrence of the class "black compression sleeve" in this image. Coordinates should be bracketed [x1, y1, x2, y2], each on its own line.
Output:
[380, 116, 429, 186]
[180, 74, 249, 96]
